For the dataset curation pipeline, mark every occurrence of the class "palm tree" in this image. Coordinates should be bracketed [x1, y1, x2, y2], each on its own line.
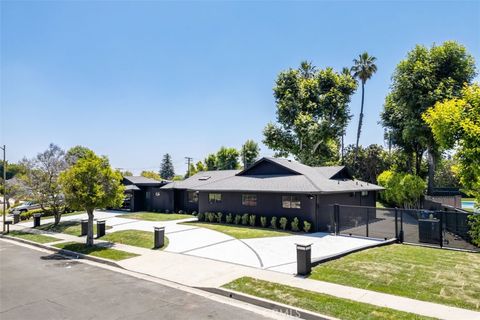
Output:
[351, 52, 377, 163]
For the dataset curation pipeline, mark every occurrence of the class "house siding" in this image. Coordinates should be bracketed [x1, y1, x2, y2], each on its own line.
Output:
[198, 191, 316, 228]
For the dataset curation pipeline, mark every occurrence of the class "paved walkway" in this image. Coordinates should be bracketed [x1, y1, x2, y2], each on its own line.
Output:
[8, 212, 480, 320]
[15, 210, 383, 274]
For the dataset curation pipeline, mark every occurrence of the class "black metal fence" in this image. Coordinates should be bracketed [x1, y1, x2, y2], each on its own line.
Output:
[332, 204, 479, 252]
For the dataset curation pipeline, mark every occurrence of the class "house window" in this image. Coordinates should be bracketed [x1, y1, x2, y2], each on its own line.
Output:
[282, 195, 301, 209]
[361, 191, 369, 197]
[242, 194, 257, 207]
[208, 193, 222, 204]
[188, 191, 198, 203]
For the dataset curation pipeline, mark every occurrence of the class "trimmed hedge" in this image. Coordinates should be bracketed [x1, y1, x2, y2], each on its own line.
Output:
[197, 212, 312, 233]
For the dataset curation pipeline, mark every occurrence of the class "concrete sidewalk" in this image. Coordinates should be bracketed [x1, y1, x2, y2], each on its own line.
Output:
[6, 220, 480, 320]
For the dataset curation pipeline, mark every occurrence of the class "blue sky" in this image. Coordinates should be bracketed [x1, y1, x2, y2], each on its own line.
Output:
[1, 1, 479, 174]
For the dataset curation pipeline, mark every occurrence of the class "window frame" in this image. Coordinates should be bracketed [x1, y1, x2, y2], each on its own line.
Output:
[188, 191, 198, 203]
[208, 193, 222, 204]
[242, 194, 257, 207]
[282, 195, 301, 209]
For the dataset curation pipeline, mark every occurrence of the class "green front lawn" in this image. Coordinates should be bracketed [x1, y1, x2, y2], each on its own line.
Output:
[37, 221, 112, 237]
[224, 277, 433, 320]
[102, 230, 169, 249]
[310, 244, 480, 310]
[54, 242, 138, 261]
[8, 230, 61, 244]
[121, 212, 192, 221]
[183, 222, 291, 239]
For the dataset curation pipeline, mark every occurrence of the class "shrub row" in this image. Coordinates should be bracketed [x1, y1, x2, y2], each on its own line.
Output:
[196, 212, 312, 233]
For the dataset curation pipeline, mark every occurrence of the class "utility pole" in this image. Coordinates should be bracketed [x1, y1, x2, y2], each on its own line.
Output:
[185, 157, 193, 178]
[1, 145, 6, 233]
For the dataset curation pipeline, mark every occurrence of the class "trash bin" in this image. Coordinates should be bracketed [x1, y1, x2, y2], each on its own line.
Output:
[81, 219, 88, 236]
[33, 214, 41, 228]
[97, 220, 106, 238]
[296, 243, 312, 276]
[154, 227, 165, 249]
[13, 213, 20, 224]
[418, 219, 440, 244]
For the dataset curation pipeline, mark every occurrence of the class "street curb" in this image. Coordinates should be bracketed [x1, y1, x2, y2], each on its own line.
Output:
[0, 234, 123, 269]
[197, 287, 335, 320]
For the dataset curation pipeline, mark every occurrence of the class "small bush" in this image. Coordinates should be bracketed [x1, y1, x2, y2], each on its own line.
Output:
[241, 213, 249, 225]
[216, 212, 223, 223]
[207, 212, 216, 223]
[468, 214, 480, 247]
[270, 216, 277, 229]
[192, 211, 197, 216]
[19, 209, 44, 221]
[279, 217, 288, 230]
[291, 217, 300, 232]
[303, 220, 312, 233]
[249, 214, 256, 227]
[260, 216, 267, 228]
[234, 214, 242, 225]
[197, 212, 204, 221]
[226, 213, 233, 224]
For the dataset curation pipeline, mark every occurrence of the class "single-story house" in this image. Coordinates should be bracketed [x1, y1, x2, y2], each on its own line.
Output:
[133, 157, 383, 231]
[122, 176, 170, 212]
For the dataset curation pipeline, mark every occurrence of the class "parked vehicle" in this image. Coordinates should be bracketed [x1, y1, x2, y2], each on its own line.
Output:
[9, 201, 42, 213]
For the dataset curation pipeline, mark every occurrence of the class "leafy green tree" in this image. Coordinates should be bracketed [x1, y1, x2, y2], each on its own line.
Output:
[263, 61, 357, 166]
[343, 144, 391, 184]
[195, 161, 206, 172]
[60, 152, 124, 246]
[65, 146, 95, 166]
[160, 153, 175, 180]
[216, 147, 239, 170]
[204, 154, 217, 171]
[381, 41, 476, 192]
[118, 170, 133, 177]
[240, 140, 260, 169]
[423, 84, 480, 204]
[185, 163, 197, 178]
[140, 170, 161, 181]
[377, 170, 426, 209]
[351, 52, 377, 162]
[434, 158, 460, 188]
[172, 175, 184, 181]
[0, 162, 26, 180]
[21, 144, 68, 225]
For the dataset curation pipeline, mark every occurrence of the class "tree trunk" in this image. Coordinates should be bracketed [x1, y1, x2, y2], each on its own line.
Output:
[54, 212, 61, 225]
[354, 81, 365, 164]
[86, 209, 94, 247]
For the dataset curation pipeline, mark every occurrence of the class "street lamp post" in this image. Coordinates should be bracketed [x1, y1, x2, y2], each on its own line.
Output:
[1, 145, 6, 233]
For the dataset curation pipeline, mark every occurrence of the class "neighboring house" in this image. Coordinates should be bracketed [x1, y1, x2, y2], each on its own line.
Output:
[132, 157, 383, 232]
[122, 176, 170, 212]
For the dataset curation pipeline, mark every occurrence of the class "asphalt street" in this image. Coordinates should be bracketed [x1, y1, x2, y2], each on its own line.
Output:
[0, 240, 273, 320]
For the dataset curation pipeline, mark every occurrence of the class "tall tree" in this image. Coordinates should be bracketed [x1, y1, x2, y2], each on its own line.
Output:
[263, 61, 357, 166]
[160, 153, 175, 180]
[351, 52, 377, 163]
[240, 140, 260, 169]
[204, 153, 217, 171]
[65, 145, 95, 166]
[195, 161, 206, 172]
[343, 144, 392, 184]
[60, 152, 124, 246]
[381, 41, 476, 193]
[216, 147, 240, 170]
[21, 144, 67, 225]
[423, 84, 480, 204]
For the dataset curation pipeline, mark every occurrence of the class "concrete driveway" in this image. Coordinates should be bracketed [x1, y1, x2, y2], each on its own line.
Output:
[18, 210, 384, 274]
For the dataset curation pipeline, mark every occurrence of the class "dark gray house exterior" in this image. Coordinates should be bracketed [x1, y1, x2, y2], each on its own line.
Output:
[137, 157, 383, 232]
[122, 176, 170, 212]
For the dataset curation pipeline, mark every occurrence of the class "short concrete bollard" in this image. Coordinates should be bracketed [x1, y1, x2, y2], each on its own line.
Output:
[296, 243, 312, 276]
[13, 213, 20, 224]
[33, 214, 42, 228]
[97, 220, 106, 238]
[81, 219, 88, 236]
[154, 226, 165, 249]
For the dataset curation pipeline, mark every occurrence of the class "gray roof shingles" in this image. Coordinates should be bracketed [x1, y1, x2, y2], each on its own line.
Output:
[161, 157, 383, 194]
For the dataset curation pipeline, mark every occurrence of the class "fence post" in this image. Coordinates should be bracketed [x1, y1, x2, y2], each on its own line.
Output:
[394, 208, 398, 240]
[334, 204, 340, 235]
[399, 208, 404, 243]
[366, 208, 369, 238]
[439, 212, 444, 248]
